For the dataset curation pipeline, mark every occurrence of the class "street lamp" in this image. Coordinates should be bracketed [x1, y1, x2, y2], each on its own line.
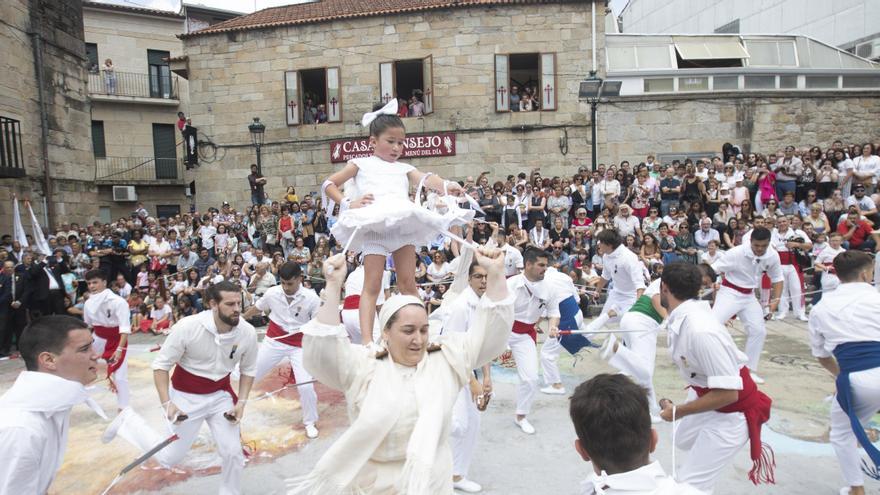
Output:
[579, 71, 621, 171]
[248, 117, 266, 174]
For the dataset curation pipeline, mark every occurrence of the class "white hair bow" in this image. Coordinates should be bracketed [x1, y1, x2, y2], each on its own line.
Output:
[361, 98, 398, 128]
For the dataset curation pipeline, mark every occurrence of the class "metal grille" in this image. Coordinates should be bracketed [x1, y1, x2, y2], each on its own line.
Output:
[0, 117, 26, 177]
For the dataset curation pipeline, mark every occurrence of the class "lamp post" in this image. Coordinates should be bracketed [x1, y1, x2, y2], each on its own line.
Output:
[248, 117, 266, 175]
[578, 71, 621, 171]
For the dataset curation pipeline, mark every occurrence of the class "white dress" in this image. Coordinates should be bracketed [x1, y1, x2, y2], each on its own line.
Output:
[331, 156, 473, 255]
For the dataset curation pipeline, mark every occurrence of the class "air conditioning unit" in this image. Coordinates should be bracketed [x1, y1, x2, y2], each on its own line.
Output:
[112, 185, 137, 202]
[855, 39, 880, 60]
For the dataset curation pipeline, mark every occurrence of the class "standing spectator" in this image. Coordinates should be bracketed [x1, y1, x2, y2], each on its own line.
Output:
[396, 97, 408, 117]
[547, 185, 571, 227]
[102, 58, 116, 93]
[773, 145, 803, 201]
[834, 149, 855, 198]
[409, 95, 425, 116]
[248, 163, 267, 206]
[509, 85, 521, 112]
[256, 205, 279, 253]
[851, 142, 879, 193]
[659, 166, 681, 216]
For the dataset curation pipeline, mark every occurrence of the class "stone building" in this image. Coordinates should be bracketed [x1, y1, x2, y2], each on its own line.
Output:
[0, 0, 96, 234]
[178, 0, 604, 209]
[83, 1, 240, 222]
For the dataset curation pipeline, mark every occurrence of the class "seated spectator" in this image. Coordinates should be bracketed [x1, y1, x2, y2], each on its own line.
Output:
[694, 217, 720, 251]
[549, 217, 571, 251]
[549, 241, 571, 270]
[779, 191, 799, 216]
[847, 183, 879, 223]
[569, 374, 702, 495]
[247, 262, 276, 297]
[613, 204, 641, 240]
[426, 252, 451, 283]
[529, 218, 552, 250]
[148, 296, 172, 335]
[641, 207, 662, 237]
[837, 211, 876, 251]
[700, 239, 723, 264]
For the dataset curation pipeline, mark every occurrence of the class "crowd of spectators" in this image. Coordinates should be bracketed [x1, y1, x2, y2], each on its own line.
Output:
[1, 139, 877, 357]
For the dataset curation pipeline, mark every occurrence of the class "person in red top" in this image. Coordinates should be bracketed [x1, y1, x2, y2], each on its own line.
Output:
[837, 210, 876, 251]
[176, 111, 186, 131]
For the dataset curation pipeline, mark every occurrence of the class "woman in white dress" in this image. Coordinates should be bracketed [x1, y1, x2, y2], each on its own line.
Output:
[288, 248, 513, 495]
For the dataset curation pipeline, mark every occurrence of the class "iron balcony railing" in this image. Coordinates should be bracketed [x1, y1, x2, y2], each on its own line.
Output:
[95, 156, 185, 184]
[88, 70, 179, 100]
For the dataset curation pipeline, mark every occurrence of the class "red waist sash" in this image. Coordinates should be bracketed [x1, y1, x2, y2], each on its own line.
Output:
[171, 365, 238, 404]
[93, 325, 126, 384]
[342, 295, 360, 310]
[778, 251, 796, 266]
[267, 319, 303, 347]
[512, 320, 537, 343]
[692, 367, 775, 485]
[721, 278, 752, 295]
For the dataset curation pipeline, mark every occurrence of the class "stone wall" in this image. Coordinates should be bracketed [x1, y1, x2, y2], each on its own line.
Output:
[0, 0, 97, 235]
[182, 1, 601, 209]
[601, 92, 880, 164]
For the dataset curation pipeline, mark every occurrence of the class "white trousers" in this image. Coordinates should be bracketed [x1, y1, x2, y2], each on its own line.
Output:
[116, 388, 243, 495]
[830, 367, 880, 487]
[776, 264, 804, 318]
[712, 287, 766, 372]
[341, 308, 380, 344]
[253, 338, 318, 426]
[509, 332, 538, 416]
[540, 311, 608, 386]
[675, 389, 748, 493]
[92, 334, 130, 409]
[450, 386, 480, 477]
[601, 290, 638, 324]
[608, 312, 660, 413]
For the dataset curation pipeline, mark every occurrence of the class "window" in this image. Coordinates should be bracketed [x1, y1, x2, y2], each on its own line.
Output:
[805, 76, 839, 89]
[156, 205, 181, 219]
[91, 120, 106, 158]
[644, 78, 673, 92]
[713, 76, 739, 90]
[284, 67, 342, 126]
[743, 75, 776, 89]
[674, 36, 747, 68]
[379, 56, 434, 117]
[148, 49, 172, 98]
[152, 123, 178, 179]
[607, 45, 673, 71]
[494, 53, 556, 112]
[779, 75, 798, 89]
[679, 76, 708, 91]
[85, 43, 99, 73]
[842, 75, 880, 88]
[744, 40, 797, 67]
[0, 116, 26, 178]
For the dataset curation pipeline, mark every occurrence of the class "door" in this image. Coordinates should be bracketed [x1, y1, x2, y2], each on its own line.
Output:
[152, 124, 177, 179]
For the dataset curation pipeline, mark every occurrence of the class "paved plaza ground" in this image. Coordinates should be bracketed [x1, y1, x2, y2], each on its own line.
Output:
[5, 316, 878, 494]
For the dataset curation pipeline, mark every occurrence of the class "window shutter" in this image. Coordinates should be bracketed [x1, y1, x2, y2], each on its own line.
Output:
[494, 55, 509, 112]
[422, 55, 434, 114]
[285, 70, 300, 126]
[326, 67, 341, 122]
[540, 53, 557, 111]
[380, 62, 394, 105]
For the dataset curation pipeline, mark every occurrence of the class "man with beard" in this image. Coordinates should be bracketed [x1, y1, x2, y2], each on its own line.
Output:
[101, 281, 257, 495]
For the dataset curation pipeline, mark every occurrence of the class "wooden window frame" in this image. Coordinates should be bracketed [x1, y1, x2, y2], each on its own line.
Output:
[284, 67, 343, 126]
[494, 52, 558, 113]
[378, 56, 435, 117]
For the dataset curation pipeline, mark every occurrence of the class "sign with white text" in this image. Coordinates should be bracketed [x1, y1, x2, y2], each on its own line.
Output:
[329, 132, 456, 163]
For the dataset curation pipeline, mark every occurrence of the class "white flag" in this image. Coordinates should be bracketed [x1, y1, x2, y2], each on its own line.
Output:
[26, 201, 51, 256]
[12, 196, 28, 249]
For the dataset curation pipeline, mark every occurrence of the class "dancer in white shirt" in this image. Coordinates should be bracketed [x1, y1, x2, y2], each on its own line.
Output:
[571, 373, 704, 495]
[658, 263, 775, 493]
[710, 227, 783, 384]
[102, 281, 258, 495]
[539, 266, 592, 395]
[83, 269, 132, 409]
[813, 232, 846, 294]
[341, 262, 390, 344]
[0, 316, 106, 494]
[243, 262, 321, 438]
[507, 247, 560, 434]
[808, 250, 880, 495]
[770, 216, 811, 321]
[442, 261, 493, 493]
[592, 230, 647, 323]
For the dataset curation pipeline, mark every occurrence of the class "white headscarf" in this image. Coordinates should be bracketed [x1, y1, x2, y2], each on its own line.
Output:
[378, 294, 424, 331]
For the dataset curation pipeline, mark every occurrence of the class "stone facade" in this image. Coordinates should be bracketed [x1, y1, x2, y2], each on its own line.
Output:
[181, 1, 602, 209]
[601, 92, 880, 163]
[0, 0, 97, 234]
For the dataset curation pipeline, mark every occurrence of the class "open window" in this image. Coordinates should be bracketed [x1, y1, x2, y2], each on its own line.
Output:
[495, 52, 556, 112]
[673, 36, 748, 69]
[284, 67, 342, 126]
[379, 55, 434, 117]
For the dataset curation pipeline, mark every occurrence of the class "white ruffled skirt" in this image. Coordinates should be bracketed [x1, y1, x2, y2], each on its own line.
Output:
[331, 197, 474, 256]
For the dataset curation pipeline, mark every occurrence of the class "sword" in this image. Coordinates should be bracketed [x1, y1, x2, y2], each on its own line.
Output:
[100, 434, 180, 495]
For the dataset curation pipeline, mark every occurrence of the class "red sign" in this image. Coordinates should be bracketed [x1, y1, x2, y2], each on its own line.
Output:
[330, 132, 456, 163]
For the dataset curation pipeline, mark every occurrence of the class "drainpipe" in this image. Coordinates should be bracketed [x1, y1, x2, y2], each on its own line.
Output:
[30, 30, 56, 231]
[591, 0, 597, 74]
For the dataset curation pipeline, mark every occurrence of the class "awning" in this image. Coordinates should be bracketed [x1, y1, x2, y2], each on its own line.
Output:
[673, 36, 750, 60]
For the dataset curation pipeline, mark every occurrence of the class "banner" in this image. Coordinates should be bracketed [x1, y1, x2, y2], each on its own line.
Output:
[12, 196, 28, 250]
[330, 132, 456, 163]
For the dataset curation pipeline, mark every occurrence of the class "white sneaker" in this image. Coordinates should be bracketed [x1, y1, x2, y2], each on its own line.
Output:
[514, 417, 535, 434]
[750, 372, 765, 384]
[305, 424, 319, 439]
[540, 385, 566, 395]
[839, 488, 851, 495]
[771, 314, 786, 321]
[797, 314, 809, 322]
[102, 407, 133, 444]
[453, 478, 483, 493]
[600, 334, 617, 361]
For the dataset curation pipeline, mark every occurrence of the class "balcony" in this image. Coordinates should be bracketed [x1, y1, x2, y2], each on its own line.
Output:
[95, 156, 186, 185]
[88, 71, 180, 105]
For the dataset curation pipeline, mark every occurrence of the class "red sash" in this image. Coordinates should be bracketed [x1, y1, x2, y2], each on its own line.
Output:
[342, 295, 360, 310]
[721, 278, 752, 295]
[693, 367, 775, 485]
[512, 320, 537, 343]
[93, 326, 126, 390]
[267, 319, 303, 347]
[777, 251, 796, 266]
[171, 365, 238, 404]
